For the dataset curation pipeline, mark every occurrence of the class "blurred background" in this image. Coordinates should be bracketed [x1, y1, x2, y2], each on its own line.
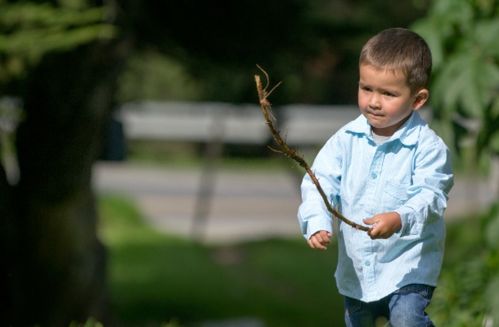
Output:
[1, 0, 498, 326]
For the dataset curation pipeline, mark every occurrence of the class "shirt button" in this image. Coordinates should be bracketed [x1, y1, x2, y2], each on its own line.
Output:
[371, 172, 377, 179]
[364, 261, 370, 266]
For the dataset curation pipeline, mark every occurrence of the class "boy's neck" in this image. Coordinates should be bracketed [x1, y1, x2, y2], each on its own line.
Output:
[371, 129, 391, 144]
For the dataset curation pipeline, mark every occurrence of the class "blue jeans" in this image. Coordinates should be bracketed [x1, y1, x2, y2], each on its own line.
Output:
[344, 284, 435, 327]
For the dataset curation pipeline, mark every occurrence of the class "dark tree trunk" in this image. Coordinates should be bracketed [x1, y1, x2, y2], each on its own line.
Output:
[6, 39, 129, 326]
[0, 161, 14, 324]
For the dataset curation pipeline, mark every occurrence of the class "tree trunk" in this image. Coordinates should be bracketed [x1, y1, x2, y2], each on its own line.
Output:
[7, 39, 129, 326]
[0, 161, 14, 323]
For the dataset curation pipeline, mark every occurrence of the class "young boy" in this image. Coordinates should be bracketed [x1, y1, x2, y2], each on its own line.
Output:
[298, 28, 453, 326]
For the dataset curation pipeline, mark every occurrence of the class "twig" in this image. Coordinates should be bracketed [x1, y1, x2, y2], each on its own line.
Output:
[254, 66, 369, 232]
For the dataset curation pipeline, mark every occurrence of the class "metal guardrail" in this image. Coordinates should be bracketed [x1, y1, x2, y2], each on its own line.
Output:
[120, 101, 433, 146]
[120, 102, 269, 143]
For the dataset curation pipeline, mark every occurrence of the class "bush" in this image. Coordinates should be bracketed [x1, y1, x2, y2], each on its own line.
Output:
[429, 202, 499, 326]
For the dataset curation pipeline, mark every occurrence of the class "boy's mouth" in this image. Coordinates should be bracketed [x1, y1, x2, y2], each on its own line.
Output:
[366, 110, 384, 117]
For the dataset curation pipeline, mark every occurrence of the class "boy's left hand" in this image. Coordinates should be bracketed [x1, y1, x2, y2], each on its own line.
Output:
[363, 212, 402, 239]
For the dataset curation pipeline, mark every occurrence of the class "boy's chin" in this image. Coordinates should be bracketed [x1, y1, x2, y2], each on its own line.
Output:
[366, 119, 388, 130]
[369, 123, 400, 136]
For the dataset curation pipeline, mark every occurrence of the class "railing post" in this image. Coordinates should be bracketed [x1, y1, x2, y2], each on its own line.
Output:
[191, 107, 226, 241]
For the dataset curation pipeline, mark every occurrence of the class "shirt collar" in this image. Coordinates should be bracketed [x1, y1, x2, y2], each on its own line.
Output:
[346, 112, 425, 147]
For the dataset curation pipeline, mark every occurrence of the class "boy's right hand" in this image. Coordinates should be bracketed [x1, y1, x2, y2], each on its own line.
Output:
[308, 230, 332, 250]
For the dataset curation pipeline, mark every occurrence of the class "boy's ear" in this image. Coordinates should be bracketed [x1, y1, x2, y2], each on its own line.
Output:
[412, 89, 429, 110]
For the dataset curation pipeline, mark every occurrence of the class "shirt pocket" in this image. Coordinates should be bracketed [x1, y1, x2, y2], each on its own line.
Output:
[382, 180, 410, 210]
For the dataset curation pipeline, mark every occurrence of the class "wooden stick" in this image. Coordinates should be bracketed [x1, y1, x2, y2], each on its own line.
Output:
[254, 66, 369, 232]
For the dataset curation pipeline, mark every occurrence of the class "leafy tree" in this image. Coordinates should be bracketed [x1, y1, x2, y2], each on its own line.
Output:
[412, 0, 499, 164]
[428, 203, 499, 326]
[115, 0, 428, 104]
[412, 2, 499, 324]
[0, 1, 126, 325]
[0, 0, 115, 88]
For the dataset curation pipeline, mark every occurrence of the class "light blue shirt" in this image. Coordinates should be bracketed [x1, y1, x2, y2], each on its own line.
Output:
[298, 112, 453, 302]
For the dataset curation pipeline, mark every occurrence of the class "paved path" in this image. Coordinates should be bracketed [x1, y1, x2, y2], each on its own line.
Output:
[93, 162, 497, 244]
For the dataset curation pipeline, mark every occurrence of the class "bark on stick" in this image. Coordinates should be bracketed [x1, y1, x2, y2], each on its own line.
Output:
[254, 67, 369, 232]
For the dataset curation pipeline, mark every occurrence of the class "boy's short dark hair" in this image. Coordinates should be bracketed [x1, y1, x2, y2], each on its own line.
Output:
[359, 27, 432, 92]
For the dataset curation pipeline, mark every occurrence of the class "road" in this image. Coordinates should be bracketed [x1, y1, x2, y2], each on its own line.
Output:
[93, 163, 302, 244]
[93, 162, 497, 244]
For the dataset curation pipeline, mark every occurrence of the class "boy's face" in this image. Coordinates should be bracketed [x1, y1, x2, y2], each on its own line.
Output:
[358, 64, 429, 136]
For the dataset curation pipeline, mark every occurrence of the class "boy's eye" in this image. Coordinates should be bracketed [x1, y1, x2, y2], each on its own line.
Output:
[383, 91, 396, 97]
[360, 86, 372, 92]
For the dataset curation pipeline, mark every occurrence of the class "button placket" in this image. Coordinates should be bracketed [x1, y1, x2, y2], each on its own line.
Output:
[370, 149, 384, 180]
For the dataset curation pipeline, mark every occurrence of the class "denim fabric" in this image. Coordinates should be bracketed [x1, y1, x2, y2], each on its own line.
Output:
[344, 284, 435, 327]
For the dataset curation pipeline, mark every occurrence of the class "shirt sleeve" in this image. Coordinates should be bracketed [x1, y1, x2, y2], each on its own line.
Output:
[395, 137, 454, 236]
[297, 134, 343, 240]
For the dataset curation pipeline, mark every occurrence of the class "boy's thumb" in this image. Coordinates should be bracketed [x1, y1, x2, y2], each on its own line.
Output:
[363, 217, 376, 225]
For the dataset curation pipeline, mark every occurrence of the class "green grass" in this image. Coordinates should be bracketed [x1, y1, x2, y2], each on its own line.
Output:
[99, 194, 499, 327]
[99, 195, 343, 327]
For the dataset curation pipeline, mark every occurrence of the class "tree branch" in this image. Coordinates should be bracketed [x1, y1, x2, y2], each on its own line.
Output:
[254, 66, 369, 232]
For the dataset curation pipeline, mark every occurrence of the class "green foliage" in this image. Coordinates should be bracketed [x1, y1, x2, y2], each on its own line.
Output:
[115, 0, 428, 104]
[412, 0, 499, 162]
[429, 202, 499, 326]
[68, 317, 103, 327]
[0, 1, 115, 84]
[117, 51, 202, 103]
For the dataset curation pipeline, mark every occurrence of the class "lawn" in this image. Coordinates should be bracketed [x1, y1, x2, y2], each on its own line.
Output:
[98, 194, 499, 327]
[99, 195, 344, 327]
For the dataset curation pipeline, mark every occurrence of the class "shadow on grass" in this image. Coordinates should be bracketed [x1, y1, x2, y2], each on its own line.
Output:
[99, 195, 344, 327]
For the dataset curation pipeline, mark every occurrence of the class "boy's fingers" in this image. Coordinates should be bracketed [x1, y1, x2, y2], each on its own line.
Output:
[368, 226, 380, 239]
[312, 238, 326, 249]
[307, 239, 318, 249]
[321, 230, 333, 241]
[368, 226, 390, 239]
[307, 230, 332, 250]
[317, 232, 330, 244]
[363, 217, 378, 225]
[308, 236, 327, 250]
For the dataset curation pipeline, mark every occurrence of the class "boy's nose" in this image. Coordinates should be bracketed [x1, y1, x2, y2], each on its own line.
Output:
[369, 94, 381, 109]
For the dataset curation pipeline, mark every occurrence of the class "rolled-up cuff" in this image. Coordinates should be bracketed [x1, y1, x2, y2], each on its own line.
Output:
[394, 206, 416, 236]
[305, 217, 332, 240]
